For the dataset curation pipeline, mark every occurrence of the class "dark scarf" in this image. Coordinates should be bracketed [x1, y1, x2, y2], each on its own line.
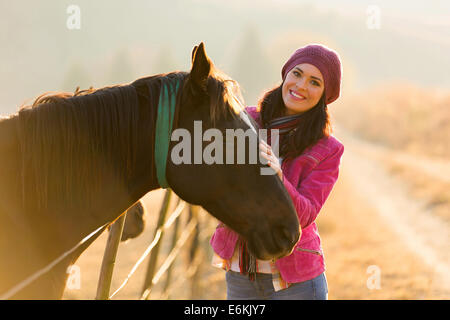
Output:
[238, 112, 303, 280]
[267, 112, 303, 141]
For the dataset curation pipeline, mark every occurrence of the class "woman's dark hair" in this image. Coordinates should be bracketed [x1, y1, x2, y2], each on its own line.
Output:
[259, 84, 332, 159]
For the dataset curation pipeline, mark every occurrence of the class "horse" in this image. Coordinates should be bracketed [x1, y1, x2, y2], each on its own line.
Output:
[121, 201, 146, 242]
[0, 43, 300, 299]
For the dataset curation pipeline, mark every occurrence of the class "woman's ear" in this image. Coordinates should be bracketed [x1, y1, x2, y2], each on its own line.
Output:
[190, 42, 212, 93]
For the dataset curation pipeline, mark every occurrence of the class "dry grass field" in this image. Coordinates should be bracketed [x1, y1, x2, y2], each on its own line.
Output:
[333, 83, 450, 159]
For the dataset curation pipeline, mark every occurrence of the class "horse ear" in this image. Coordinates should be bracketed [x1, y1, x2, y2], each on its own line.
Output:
[191, 45, 198, 63]
[190, 42, 212, 92]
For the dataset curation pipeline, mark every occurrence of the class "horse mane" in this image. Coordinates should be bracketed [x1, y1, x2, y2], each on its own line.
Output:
[17, 81, 141, 210]
[15, 68, 243, 211]
[204, 67, 245, 125]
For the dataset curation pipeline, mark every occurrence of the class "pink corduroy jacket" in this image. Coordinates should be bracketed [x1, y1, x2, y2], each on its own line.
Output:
[210, 106, 344, 283]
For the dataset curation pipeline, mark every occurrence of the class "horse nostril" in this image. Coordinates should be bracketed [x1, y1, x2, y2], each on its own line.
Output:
[275, 226, 294, 248]
[282, 227, 291, 240]
[281, 226, 299, 246]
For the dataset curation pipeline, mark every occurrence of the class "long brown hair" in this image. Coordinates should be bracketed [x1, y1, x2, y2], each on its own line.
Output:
[259, 84, 332, 159]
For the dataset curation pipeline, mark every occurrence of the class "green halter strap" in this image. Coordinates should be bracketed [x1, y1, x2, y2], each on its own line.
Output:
[154, 79, 180, 188]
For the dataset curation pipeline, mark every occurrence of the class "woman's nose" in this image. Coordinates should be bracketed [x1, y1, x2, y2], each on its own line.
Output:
[295, 78, 308, 91]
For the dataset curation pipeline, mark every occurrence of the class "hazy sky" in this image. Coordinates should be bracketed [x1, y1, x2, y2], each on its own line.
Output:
[218, 0, 450, 20]
[1, 0, 449, 114]
[204, 0, 450, 31]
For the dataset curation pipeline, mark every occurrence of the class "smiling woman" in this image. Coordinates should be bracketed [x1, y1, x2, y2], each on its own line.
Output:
[210, 43, 345, 300]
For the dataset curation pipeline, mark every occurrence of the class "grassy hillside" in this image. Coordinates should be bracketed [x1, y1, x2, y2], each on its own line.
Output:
[333, 83, 450, 158]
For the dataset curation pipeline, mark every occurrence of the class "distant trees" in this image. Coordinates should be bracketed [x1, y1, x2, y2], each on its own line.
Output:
[152, 45, 179, 74]
[107, 49, 135, 85]
[230, 26, 277, 105]
[61, 62, 91, 93]
[61, 48, 136, 93]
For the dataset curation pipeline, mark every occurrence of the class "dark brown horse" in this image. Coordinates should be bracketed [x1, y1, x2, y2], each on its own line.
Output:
[0, 43, 299, 299]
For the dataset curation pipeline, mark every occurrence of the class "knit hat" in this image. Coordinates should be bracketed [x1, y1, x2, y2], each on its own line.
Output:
[281, 44, 342, 104]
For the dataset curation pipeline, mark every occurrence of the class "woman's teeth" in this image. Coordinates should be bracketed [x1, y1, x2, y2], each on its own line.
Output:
[290, 90, 305, 99]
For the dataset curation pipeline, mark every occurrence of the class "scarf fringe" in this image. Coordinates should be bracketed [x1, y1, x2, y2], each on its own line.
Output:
[238, 238, 256, 281]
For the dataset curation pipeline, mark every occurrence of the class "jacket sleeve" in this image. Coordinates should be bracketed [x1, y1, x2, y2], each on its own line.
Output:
[282, 143, 344, 229]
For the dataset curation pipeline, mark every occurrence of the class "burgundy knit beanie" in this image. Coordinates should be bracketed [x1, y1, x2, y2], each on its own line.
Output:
[281, 44, 342, 104]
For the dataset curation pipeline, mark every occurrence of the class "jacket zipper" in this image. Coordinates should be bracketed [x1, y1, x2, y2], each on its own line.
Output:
[296, 247, 323, 256]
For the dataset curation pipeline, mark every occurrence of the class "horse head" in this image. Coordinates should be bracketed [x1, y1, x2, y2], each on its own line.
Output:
[167, 43, 300, 260]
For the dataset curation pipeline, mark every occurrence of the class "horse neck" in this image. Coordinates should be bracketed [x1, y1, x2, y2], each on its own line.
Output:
[12, 84, 162, 251]
[0, 117, 46, 297]
[0, 116, 22, 220]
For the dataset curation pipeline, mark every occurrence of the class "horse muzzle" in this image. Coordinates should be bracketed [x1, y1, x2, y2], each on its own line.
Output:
[247, 226, 300, 261]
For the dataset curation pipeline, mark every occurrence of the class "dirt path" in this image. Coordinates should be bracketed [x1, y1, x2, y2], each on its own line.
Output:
[318, 126, 449, 298]
[339, 126, 449, 287]
[342, 127, 450, 184]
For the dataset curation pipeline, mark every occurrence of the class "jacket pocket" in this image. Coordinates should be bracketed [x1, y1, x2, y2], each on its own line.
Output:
[296, 235, 323, 256]
[296, 247, 322, 256]
[294, 237, 324, 273]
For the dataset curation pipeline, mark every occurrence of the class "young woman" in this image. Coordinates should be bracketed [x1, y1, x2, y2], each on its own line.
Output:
[210, 44, 344, 300]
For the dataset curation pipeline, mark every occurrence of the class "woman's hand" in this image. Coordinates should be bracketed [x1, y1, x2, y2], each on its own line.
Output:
[259, 140, 283, 181]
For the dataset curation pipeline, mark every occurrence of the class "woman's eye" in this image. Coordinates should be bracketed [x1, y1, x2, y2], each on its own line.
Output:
[311, 80, 320, 86]
[293, 71, 300, 77]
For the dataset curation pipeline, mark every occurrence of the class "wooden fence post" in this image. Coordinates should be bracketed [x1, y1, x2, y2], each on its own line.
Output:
[162, 198, 182, 298]
[95, 213, 126, 300]
[188, 205, 201, 298]
[141, 189, 172, 297]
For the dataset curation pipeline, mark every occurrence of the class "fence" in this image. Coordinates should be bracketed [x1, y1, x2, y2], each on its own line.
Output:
[0, 188, 220, 300]
[94, 188, 213, 300]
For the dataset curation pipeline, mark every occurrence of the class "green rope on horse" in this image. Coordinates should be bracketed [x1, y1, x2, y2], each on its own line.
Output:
[155, 79, 180, 188]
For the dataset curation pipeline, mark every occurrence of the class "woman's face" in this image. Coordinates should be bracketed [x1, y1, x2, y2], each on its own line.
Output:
[282, 63, 325, 116]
